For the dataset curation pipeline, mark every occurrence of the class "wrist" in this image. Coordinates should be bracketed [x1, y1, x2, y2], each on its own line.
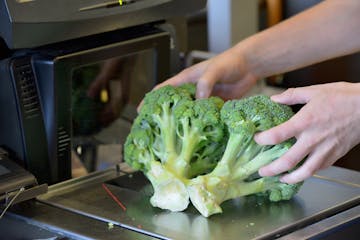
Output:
[231, 36, 268, 81]
[225, 43, 258, 84]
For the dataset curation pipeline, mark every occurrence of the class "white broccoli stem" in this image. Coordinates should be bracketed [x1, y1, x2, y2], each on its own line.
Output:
[146, 161, 190, 212]
[175, 119, 205, 177]
[223, 177, 283, 202]
[188, 175, 268, 217]
[187, 176, 226, 217]
[232, 145, 289, 181]
[210, 133, 249, 178]
[233, 140, 263, 169]
[223, 178, 266, 201]
[152, 104, 178, 163]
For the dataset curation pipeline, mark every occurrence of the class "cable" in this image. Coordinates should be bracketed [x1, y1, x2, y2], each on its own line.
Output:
[0, 187, 25, 219]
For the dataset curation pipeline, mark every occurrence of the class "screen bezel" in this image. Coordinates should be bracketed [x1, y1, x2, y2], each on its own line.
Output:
[34, 28, 170, 182]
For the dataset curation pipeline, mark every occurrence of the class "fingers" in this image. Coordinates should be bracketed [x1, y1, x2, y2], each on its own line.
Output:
[155, 60, 210, 90]
[154, 60, 220, 100]
[255, 116, 300, 145]
[258, 86, 323, 145]
[137, 61, 211, 111]
[255, 94, 317, 146]
[259, 136, 338, 184]
[193, 62, 221, 98]
[195, 64, 248, 99]
[279, 159, 318, 184]
[212, 72, 257, 100]
[271, 87, 315, 105]
[196, 76, 216, 99]
[136, 101, 144, 113]
[258, 139, 310, 177]
[280, 145, 335, 184]
[87, 77, 106, 98]
[150, 60, 218, 100]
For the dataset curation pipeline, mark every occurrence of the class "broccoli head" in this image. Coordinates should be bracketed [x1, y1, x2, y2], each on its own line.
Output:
[188, 95, 302, 217]
[124, 84, 225, 211]
[124, 85, 303, 217]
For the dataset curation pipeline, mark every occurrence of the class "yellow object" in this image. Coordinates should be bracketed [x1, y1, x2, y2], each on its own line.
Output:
[100, 89, 109, 103]
[108, 222, 114, 230]
[119, 0, 123, 5]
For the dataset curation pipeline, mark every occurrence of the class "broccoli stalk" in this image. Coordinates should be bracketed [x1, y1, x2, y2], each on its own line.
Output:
[188, 96, 302, 217]
[151, 101, 178, 165]
[173, 98, 225, 178]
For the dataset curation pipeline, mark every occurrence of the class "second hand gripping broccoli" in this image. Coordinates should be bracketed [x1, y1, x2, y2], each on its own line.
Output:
[188, 95, 302, 217]
[124, 84, 226, 212]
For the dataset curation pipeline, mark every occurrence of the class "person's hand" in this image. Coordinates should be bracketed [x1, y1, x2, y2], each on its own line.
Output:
[87, 63, 122, 126]
[87, 58, 133, 126]
[156, 49, 258, 100]
[256, 82, 360, 184]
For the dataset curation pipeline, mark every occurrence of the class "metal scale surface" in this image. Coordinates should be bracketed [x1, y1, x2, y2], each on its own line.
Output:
[34, 166, 360, 240]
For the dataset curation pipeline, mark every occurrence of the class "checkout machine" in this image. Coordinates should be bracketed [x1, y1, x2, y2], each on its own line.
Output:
[0, 0, 359, 239]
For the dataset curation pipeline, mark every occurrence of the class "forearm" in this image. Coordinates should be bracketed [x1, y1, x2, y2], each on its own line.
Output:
[235, 0, 360, 79]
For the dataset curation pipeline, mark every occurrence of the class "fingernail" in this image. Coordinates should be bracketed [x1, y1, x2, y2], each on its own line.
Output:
[254, 133, 265, 145]
[270, 94, 281, 102]
[197, 90, 206, 99]
[280, 176, 288, 183]
[258, 167, 267, 176]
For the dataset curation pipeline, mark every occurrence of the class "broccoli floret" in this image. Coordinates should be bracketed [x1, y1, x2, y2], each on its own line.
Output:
[124, 84, 225, 212]
[173, 97, 226, 177]
[187, 95, 303, 217]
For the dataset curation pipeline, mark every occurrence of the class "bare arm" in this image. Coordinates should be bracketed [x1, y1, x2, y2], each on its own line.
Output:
[159, 0, 360, 99]
[154, 0, 360, 183]
[240, 0, 360, 79]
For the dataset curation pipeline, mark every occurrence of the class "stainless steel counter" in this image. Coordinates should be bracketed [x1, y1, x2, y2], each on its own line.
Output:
[2, 166, 359, 239]
[2, 200, 156, 240]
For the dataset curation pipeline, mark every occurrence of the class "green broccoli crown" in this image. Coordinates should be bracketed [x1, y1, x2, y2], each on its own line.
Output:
[251, 176, 303, 202]
[221, 95, 293, 133]
[124, 126, 154, 171]
[176, 83, 196, 98]
[173, 97, 226, 177]
[174, 97, 225, 141]
[126, 83, 225, 172]
[187, 95, 300, 217]
[140, 85, 190, 123]
[220, 104, 244, 136]
[124, 84, 303, 217]
[124, 83, 227, 212]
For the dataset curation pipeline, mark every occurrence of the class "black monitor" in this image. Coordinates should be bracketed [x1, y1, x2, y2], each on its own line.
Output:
[0, 26, 170, 184]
